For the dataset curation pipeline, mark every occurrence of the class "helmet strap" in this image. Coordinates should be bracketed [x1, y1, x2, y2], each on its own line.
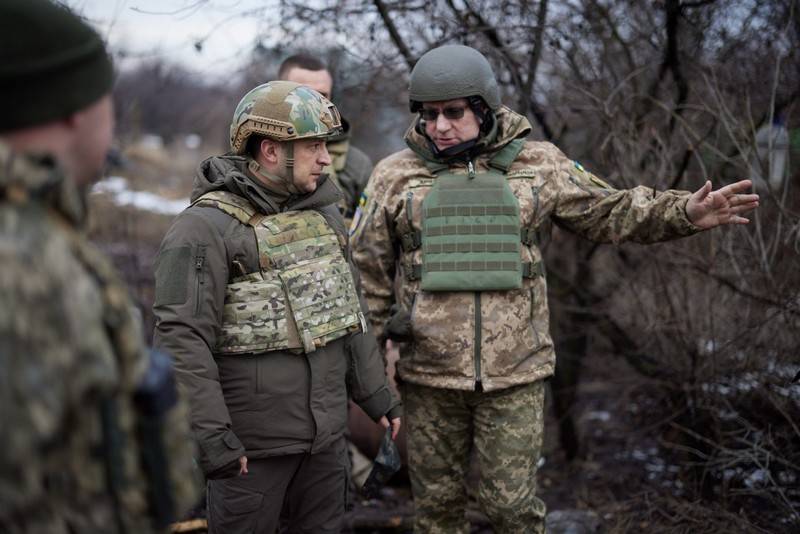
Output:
[283, 140, 302, 195]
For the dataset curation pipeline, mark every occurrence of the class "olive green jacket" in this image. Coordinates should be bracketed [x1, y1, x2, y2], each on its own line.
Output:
[351, 107, 702, 392]
[153, 155, 400, 479]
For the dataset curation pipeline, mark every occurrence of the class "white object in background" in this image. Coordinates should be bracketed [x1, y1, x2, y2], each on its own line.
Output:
[752, 116, 790, 191]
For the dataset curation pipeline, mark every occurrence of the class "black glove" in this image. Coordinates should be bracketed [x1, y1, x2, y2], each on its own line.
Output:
[383, 304, 412, 343]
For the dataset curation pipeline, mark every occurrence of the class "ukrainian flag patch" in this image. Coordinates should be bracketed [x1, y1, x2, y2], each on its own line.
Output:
[349, 191, 368, 236]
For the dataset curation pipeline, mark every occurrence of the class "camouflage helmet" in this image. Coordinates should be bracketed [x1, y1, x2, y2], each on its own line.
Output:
[408, 45, 501, 112]
[229, 81, 342, 154]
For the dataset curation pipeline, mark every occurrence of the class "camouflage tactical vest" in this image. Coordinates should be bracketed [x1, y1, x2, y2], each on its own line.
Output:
[410, 139, 538, 291]
[192, 191, 366, 354]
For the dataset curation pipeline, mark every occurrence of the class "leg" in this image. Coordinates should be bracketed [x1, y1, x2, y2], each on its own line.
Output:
[282, 437, 348, 534]
[473, 381, 547, 534]
[207, 456, 301, 534]
[404, 383, 473, 534]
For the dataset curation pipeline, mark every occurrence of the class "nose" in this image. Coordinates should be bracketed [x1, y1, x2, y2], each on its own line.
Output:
[319, 143, 332, 166]
[435, 112, 452, 132]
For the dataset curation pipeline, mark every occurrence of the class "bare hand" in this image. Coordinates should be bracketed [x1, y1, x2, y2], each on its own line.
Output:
[379, 416, 402, 440]
[238, 455, 248, 475]
[686, 179, 759, 229]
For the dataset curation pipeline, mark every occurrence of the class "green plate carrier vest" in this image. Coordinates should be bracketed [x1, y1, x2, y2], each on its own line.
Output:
[192, 191, 366, 354]
[419, 139, 527, 291]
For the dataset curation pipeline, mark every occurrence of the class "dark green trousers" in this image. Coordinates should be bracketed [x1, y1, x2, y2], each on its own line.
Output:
[207, 437, 348, 534]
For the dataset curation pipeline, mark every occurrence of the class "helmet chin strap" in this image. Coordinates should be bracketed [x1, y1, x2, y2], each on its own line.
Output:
[282, 140, 302, 195]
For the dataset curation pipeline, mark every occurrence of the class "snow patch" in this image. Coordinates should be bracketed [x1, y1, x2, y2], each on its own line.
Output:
[92, 176, 189, 215]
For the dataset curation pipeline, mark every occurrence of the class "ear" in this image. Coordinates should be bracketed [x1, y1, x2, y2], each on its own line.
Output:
[258, 138, 281, 164]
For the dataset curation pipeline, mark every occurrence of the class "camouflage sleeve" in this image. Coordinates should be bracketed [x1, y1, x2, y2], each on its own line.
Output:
[152, 210, 245, 478]
[0, 231, 118, 514]
[549, 149, 703, 243]
[345, 145, 374, 207]
[350, 159, 399, 340]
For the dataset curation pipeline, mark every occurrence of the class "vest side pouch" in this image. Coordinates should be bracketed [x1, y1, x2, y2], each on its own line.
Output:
[279, 252, 363, 353]
[216, 271, 303, 354]
[421, 169, 522, 291]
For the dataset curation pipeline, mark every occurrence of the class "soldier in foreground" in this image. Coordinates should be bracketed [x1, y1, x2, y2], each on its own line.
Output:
[351, 45, 759, 533]
[0, 1, 198, 532]
[278, 54, 374, 222]
[152, 81, 401, 533]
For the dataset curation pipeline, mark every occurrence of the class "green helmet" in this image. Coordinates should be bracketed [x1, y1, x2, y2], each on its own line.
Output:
[229, 81, 342, 154]
[408, 45, 501, 112]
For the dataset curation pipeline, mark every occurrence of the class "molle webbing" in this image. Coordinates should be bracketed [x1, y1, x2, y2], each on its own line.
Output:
[414, 138, 535, 291]
[192, 191, 364, 354]
[420, 169, 521, 291]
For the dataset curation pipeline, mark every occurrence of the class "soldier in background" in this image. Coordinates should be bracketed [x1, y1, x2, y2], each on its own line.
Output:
[278, 54, 374, 223]
[351, 44, 759, 534]
[0, 1, 198, 532]
[152, 81, 401, 533]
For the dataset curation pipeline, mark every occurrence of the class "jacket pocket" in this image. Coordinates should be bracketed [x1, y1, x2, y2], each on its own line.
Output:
[482, 284, 545, 378]
[407, 291, 474, 378]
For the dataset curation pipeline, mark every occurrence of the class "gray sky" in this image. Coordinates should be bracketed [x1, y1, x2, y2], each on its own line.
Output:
[64, 0, 282, 79]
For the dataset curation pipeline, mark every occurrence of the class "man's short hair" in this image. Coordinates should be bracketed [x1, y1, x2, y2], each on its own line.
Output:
[278, 54, 328, 79]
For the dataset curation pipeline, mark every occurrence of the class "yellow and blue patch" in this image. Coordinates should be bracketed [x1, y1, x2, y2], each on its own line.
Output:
[349, 191, 368, 236]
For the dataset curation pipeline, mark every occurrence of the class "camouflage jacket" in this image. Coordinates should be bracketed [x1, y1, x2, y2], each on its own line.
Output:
[153, 155, 400, 479]
[350, 107, 702, 391]
[0, 142, 197, 532]
[326, 119, 373, 219]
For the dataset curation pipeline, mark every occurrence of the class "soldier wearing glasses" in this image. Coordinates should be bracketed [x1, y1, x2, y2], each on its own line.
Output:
[350, 44, 758, 534]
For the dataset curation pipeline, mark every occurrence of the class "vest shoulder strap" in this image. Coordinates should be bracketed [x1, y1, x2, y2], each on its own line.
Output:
[192, 191, 258, 225]
[487, 138, 525, 172]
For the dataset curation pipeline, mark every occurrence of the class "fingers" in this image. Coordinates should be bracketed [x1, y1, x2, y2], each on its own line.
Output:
[239, 455, 248, 475]
[390, 418, 402, 440]
[379, 415, 389, 429]
[729, 200, 759, 214]
[717, 179, 754, 196]
[730, 193, 760, 205]
[728, 215, 750, 224]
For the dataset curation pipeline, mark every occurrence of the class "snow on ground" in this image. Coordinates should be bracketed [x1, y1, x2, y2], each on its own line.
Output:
[92, 176, 189, 215]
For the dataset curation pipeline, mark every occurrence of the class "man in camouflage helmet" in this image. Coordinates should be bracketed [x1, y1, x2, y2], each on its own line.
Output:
[278, 54, 374, 223]
[351, 44, 759, 533]
[0, 1, 198, 532]
[152, 80, 401, 533]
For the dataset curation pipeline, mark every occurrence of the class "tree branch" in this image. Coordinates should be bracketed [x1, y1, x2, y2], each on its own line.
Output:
[372, 0, 416, 70]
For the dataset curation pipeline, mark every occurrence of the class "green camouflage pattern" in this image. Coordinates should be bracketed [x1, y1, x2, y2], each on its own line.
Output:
[0, 142, 198, 533]
[350, 105, 702, 391]
[229, 81, 342, 154]
[193, 191, 364, 354]
[404, 381, 546, 533]
[420, 167, 522, 291]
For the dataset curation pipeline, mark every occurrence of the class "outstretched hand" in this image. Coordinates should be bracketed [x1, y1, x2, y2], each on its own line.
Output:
[686, 179, 759, 230]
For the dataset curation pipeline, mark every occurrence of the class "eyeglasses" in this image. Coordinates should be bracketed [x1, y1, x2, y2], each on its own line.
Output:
[419, 106, 467, 122]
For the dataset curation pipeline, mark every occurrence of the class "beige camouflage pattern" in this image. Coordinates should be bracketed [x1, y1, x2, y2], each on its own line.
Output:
[0, 142, 198, 533]
[351, 106, 702, 391]
[193, 191, 365, 354]
[404, 381, 546, 533]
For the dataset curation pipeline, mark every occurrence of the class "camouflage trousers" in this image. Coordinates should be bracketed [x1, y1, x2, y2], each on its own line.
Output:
[404, 381, 546, 534]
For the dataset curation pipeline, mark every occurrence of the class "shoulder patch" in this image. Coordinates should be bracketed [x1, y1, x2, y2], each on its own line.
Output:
[573, 160, 612, 190]
[348, 191, 368, 236]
